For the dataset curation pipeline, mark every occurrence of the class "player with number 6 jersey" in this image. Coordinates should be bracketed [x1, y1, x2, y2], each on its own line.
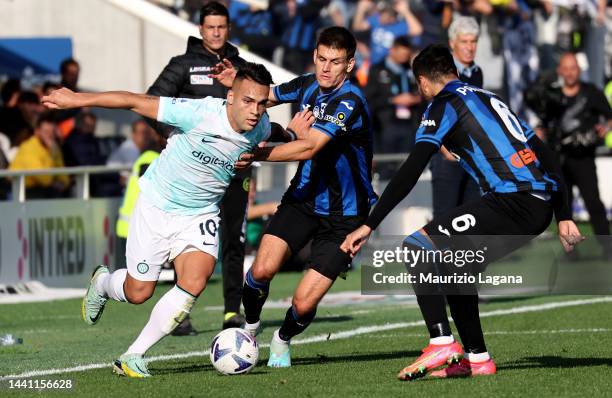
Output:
[341, 45, 584, 381]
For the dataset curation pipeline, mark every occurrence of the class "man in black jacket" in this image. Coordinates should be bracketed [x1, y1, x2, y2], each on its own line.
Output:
[531, 53, 612, 260]
[147, 1, 249, 333]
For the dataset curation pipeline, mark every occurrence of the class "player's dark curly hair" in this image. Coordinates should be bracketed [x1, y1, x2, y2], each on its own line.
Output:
[235, 62, 274, 86]
[412, 45, 458, 83]
[316, 26, 356, 59]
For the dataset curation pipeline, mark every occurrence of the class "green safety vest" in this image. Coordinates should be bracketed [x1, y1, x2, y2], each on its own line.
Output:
[116, 150, 160, 238]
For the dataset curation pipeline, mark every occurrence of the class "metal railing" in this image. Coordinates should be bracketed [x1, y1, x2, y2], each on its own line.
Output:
[0, 165, 131, 202]
[0, 154, 414, 203]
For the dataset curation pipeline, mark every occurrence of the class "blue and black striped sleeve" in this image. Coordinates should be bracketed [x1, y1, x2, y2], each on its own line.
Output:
[273, 74, 313, 104]
[519, 117, 536, 141]
[414, 98, 458, 148]
[311, 96, 361, 139]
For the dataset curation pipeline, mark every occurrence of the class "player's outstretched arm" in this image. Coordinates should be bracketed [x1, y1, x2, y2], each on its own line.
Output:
[251, 128, 331, 162]
[42, 88, 159, 120]
[340, 142, 438, 256]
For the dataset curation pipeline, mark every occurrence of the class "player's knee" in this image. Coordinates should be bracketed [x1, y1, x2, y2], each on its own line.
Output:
[177, 278, 206, 297]
[250, 263, 275, 282]
[291, 296, 317, 317]
[124, 273, 156, 304]
[125, 285, 154, 304]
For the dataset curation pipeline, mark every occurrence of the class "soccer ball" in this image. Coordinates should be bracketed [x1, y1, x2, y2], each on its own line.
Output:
[209, 328, 258, 375]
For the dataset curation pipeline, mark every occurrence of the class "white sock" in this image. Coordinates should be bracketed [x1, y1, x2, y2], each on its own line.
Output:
[466, 352, 490, 363]
[96, 268, 127, 302]
[126, 285, 196, 355]
[430, 335, 454, 345]
[244, 320, 260, 331]
[273, 329, 289, 345]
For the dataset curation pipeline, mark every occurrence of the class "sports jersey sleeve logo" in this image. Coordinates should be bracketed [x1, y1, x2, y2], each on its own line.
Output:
[420, 119, 436, 127]
[510, 148, 538, 168]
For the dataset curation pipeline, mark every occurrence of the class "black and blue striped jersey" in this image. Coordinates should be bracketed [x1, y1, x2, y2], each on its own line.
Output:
[273, 74, 378, 216]
[416, 80, 559, 194]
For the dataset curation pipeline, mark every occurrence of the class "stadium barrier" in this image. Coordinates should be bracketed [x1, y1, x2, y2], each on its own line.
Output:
[0, 156, 610, 292]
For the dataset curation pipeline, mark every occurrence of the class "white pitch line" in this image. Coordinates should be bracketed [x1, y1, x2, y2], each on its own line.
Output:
[2, 296, 611, 380]
[365, 328, 612, 339]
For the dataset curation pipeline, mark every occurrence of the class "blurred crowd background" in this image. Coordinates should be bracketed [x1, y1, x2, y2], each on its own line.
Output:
[1, 0, 611, 202]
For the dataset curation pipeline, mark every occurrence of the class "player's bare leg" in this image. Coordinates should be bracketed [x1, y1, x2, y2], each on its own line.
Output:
[268, 269, 334, 368]
[114, 251, 215, 378]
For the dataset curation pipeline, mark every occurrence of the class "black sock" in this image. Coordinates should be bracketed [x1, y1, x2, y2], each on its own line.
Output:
[242, 269, 270, 324]
[446, 294, 487, 354]
[416, 295, 452, 338]
[278, 306, 316, 341]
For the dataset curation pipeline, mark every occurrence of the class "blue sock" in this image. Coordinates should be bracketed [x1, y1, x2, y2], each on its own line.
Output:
[242, 269, 270, 324]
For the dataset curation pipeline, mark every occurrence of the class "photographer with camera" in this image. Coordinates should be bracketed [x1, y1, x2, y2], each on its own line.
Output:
[527, 52, 612, 260]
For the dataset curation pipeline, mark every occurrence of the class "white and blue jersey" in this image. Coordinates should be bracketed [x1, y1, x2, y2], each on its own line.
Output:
[139, 96, 270, 215]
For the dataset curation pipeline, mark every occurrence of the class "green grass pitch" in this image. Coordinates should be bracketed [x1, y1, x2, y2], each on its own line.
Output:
[2, 269, 612, 397]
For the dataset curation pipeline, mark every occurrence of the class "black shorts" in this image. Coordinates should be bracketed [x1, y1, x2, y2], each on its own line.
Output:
[264, 202, 366, 280]
[422, 191, 554, 268]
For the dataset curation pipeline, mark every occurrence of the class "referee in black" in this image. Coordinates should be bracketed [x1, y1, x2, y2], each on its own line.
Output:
[147, 1, 248, 333]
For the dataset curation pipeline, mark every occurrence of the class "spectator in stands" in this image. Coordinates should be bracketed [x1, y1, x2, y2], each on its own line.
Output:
[429, 16, 482, 219]
[353, 0, 422, 66]
[17, 91, 44, 130]
[0, 79, 24, 148]
[1, 78, 21, 108]
[416, 0, 451, 47]
[0, 91, 42, 147]
[279, 0, 330, 74]
[533, 53, 612, 259]
[62, 111, 104, 167]
[229, 0, 276, 60]
[328, 0, 358, 28]
[497, 0, 540, 120]
[364, 35, 421, 154]
[106, 119, 156, 186]
[60, 58, 80, 92]
[56, 59, 83, 139]
[42, 81, 62, 96]
[9, 114, 69, 199]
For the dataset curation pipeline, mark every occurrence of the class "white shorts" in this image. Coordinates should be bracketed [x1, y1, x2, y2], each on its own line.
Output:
[126, 195, 220, 282]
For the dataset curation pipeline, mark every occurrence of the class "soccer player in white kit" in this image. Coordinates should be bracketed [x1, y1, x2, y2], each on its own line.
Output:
[42, 62, 311, 377]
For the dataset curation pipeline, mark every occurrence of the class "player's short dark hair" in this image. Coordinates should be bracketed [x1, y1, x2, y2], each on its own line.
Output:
[392, 35, 413, 49]
[412, 44, 458, 83]
[36, 113, 57, 129]
[235, 62, 274, 87]
[316, 26, 356, 59]
[60, 58, 79, 74]
[199, 1, 230, 25]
